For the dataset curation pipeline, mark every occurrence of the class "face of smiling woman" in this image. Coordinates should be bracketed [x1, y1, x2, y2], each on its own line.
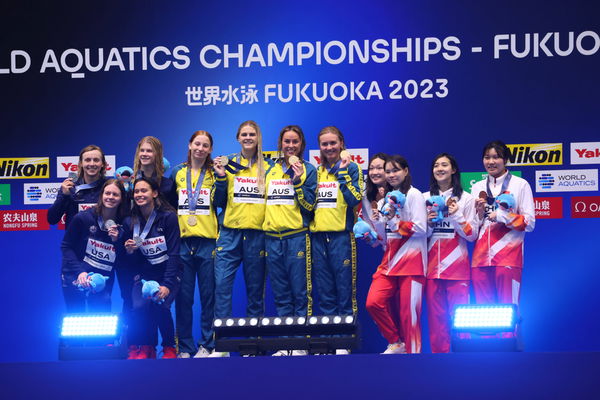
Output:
[133, 181, 158, 209]
[102, 183, 122, 209]
[80, 150, 104, 182]
[319, 132, 342, 165]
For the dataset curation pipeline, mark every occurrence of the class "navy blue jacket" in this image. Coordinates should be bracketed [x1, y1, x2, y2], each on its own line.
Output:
[61, 207, 127, 282]
[123, 209, 182, 291]
[48, 177, 107, 228]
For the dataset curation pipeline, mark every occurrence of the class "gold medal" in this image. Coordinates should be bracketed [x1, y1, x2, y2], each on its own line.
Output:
[219, 155, 229, 166]
[340, 150, 351, 160]
[288, 155, 299, 165]
[187, 215, 197, 226]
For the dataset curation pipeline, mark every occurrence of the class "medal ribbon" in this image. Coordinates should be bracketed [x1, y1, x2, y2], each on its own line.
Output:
[486, 171, 512, 206]
[133, 210, 157, 240]
[186, 166, 207, 214]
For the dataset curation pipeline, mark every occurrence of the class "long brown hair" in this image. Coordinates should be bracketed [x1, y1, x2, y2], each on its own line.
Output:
[133, 136, 165, 185]
[277, 125, 306, 161]
[77, 145, 107, 181]
[94, 179, 129, 221]
[187, 130, 214, 168]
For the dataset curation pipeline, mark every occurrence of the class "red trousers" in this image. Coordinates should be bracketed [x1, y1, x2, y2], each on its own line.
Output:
[366, 271, 425, 354]
[472, 266, 522, 305]
[425, 279, 469, 353]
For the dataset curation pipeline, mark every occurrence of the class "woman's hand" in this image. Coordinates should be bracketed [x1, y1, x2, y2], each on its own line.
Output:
[60, 178, 75, 195]
[157, 286, 170, 300]
[76, 272, 91, 288]
[124, 239, 138, 254]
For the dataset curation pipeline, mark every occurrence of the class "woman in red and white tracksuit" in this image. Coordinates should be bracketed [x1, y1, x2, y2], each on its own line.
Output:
[424, 153, 477, 353]
[471, 140, 535, 305]
[366, 155, 427, 354]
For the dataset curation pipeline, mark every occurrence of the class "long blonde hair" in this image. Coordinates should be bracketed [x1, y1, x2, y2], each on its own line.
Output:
[237, 120, 266, 193]
[133, 136, 165, 186]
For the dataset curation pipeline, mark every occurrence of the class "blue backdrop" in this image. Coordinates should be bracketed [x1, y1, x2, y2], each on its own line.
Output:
[1, 1, 599, 362]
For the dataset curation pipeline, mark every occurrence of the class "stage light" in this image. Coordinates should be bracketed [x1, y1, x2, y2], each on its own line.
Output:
[451, 304, 521, 352]
[213, 315, 359, 355]
[453, 305, 516, 331]
[214, 319, 223, 327]
[58, 313, 126, 360]
[226, 319, 235, 327]
[61, 314, 119, 337]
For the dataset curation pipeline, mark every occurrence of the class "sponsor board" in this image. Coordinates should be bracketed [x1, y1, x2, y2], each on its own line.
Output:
[571, 196, 600, 218]
[0, 184, 10, 205]
[0, 209, 50, 231]
[309, 148, 369, 170]
[570, 142, 600, 165]
[506, 143, 562, 166]
[535, 169, 598, 192]
[533, 197, 563, 219]
[0, 157, 50, 179]
[56, 155, 116, 178]
[460, 171, 522, 193]
[24, 182, 62, 205]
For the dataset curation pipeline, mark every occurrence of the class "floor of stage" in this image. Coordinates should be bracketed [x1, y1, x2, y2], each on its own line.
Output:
[1, 352, 597, 399]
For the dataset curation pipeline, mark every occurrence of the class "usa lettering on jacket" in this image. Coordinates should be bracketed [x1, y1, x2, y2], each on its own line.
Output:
[139, 235, 169, 265]
[84, 238, 116, 271]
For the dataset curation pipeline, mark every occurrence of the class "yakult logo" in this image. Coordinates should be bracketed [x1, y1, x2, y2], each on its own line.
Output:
[235, 177, 258, 183]
[56, 155, 116, 178]
[570, 142, 600, 165]
[571, 196, 600, 218]
[309, 148, 369, 170]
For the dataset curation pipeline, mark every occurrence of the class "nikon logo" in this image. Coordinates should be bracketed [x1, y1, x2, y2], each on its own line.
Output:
[0, 158, 50, 179]
[506, 143, 562, 166]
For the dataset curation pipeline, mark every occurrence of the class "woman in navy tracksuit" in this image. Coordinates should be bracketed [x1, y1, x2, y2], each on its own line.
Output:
[124, 177, 182, 359]
[60, 179, 129, 312]
[48, 144, 108, 229]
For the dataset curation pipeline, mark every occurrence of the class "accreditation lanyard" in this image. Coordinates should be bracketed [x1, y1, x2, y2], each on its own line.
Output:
[225, 154, 254, 174]
[186, 166, 207, 214]
[133, 210, 157, 241]
[486, 171, 512, 206]
[73, 179, 101, 195]
[282, 160, 296, 180]
[325, 159, 342, 175]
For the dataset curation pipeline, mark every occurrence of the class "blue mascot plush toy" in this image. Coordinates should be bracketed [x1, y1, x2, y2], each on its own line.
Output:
[353, 217, 379, 242]
[495, 192, 516, 212]
[142, 279, 164, 304]
[76, 272, 109, 295]
[381, 190, 406, 216]
[115, 166, 134, 192]
[426, 195, 447, 223]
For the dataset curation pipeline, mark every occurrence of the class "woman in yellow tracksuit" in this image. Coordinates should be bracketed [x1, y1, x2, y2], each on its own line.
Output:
[310, 126, 363, 320]
[263, 125, 317, 322]
[171, 130, 224, 358]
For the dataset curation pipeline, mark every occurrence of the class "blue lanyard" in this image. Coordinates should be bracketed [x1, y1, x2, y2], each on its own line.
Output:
[133, 210, 157, 240]
[486, 172, 512, 205]
[186, 166, 207, 213]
